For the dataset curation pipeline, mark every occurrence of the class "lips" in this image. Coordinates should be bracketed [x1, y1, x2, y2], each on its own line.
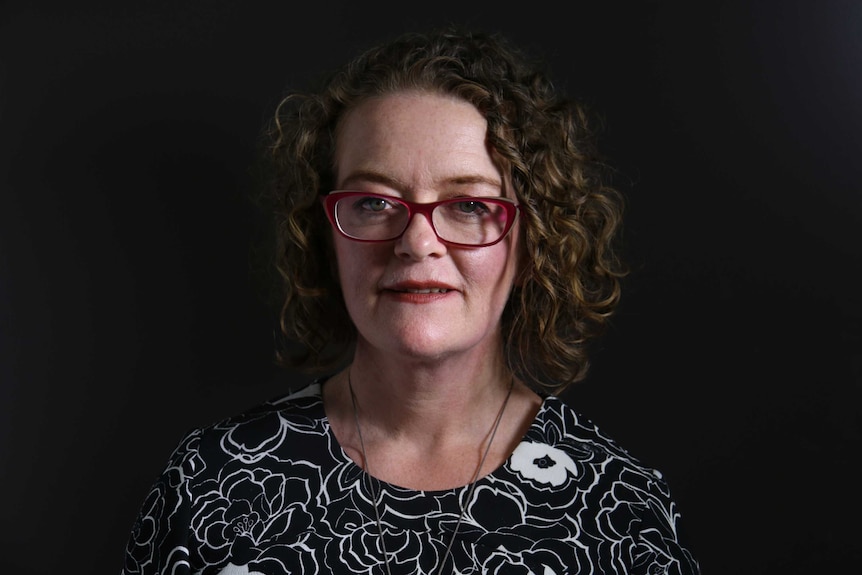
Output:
[398, 287, 449, 294]
[382, 281, 455, 294]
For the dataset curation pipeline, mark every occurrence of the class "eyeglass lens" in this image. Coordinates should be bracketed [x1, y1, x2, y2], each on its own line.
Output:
[334, 195, 511, 245]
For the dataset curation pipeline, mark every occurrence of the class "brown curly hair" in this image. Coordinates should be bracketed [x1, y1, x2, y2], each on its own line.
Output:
[260, 27, 627, 394]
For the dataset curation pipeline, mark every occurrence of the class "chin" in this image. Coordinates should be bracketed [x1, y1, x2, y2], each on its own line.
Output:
[379, 329, 497, 363]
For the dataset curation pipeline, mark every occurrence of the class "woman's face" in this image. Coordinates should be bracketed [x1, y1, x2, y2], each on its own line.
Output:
[331, 91, 521, 362]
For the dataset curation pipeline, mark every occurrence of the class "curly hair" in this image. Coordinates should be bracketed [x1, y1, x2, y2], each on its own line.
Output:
[260, 27, 627, 394]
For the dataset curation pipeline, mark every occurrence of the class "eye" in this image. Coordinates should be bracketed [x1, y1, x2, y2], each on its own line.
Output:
[453, 200, 491, 215]
[357, 196, 394, 212]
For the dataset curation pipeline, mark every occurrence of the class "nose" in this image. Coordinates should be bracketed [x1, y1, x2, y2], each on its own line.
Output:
[394, 211, 447, 260]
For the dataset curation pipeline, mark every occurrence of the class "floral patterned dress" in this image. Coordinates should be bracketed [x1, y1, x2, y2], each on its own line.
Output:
[121, 380, 700, 575]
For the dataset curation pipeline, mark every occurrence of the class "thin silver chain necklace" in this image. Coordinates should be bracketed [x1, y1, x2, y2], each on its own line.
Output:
[348, 373, 515, 575]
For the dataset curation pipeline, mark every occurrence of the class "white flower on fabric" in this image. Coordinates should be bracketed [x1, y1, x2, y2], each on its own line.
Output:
[474, 541, 568, 574]
[510, 441, 578, 487]
[216, 563, 265, 575]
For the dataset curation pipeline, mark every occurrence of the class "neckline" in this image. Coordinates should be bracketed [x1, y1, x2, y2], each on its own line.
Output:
[310, 377, 552, 495]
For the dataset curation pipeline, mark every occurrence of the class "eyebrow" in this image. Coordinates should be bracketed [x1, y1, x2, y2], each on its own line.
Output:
[338, 170, 502, 192]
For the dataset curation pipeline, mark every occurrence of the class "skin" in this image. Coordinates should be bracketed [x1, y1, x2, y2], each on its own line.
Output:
[323, 91, 541, 491]
[334, 91, 520, 364]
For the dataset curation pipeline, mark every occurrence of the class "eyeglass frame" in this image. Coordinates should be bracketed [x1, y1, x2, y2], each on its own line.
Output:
[322, 190, 521, 248]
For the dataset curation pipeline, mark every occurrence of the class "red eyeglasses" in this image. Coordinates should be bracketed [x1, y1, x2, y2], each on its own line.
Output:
[323, 191, 520, 248]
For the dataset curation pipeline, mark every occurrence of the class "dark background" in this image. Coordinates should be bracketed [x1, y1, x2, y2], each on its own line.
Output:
[1, 0, 860, 573]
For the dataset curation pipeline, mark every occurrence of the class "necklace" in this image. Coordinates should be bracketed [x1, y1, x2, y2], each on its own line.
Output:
[348, 373, 514, 575]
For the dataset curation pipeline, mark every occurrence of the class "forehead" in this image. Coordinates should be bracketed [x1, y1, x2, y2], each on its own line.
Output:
[333, 91, 502, 191]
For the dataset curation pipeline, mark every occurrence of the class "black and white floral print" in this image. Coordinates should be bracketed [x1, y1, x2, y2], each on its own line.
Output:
[121, 381, 700, 575]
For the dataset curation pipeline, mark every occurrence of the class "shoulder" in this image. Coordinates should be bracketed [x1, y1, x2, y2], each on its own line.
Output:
[527, 394, 640, 458]
[167, 380, 329, 469]
[205, 379, 324, 432]
[508, 396, 700, 572]
[515, 395, 671, 492]
[222, 379, 325, 424]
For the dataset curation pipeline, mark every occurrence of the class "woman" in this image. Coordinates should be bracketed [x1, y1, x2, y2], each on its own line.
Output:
[121, 28, 700, 574]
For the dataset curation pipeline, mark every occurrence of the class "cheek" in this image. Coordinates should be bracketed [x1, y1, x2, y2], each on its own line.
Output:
[333, 240, 360, 289]
[333, 239, 386, 288]
[332, 242, 366, 323]
[461, 245, 518, 294]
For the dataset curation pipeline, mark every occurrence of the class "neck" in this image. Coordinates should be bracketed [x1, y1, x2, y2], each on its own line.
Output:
[348, 367, 515, 490]
[349, 373, 516, 575]
[322, 339, 542, 491]
[346, 339, 514, 439]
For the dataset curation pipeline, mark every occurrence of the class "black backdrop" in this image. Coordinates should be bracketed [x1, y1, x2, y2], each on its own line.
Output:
[1, 1, 860, 573]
